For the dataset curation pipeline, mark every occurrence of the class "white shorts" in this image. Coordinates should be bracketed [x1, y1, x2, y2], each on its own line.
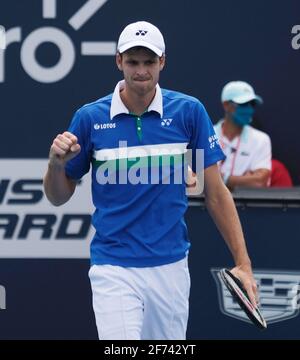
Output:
[88, 257, 191, 340]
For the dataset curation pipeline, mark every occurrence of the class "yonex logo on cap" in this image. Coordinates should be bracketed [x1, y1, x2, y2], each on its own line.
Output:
[136, 30, 148, 36]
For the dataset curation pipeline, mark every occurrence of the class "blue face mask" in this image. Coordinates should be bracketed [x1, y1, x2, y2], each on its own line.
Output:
[232, 104, 255, 126]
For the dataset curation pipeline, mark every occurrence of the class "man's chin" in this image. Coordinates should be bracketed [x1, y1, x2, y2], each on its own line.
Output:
[133, 80, 150, 87]
[133, 81, 154, 94]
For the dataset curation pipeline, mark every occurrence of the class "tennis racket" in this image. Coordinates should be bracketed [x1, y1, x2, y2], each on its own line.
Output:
[220, 268, 267, 329]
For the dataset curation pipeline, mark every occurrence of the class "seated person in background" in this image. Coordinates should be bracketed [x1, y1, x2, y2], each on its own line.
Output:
[214, 81, 271, 191]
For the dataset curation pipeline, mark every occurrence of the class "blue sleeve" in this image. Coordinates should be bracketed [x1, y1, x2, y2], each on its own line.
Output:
[64, 107, 92, 180]
[188, 100, 225, 172]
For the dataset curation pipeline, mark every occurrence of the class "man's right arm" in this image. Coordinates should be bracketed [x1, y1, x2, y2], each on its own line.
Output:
[43, 132, 81, 206]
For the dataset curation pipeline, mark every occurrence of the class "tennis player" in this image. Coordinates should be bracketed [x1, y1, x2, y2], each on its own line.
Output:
[43, 21, 258, 340]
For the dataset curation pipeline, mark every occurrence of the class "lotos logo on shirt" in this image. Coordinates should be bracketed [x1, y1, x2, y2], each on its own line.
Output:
[94, 123, 116, 130]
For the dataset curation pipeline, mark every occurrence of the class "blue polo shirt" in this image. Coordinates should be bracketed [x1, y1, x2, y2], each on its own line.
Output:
[65, 81, 225, 267]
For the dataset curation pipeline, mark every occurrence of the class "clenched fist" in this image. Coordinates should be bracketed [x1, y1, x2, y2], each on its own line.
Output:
[49, 131, 81, 167]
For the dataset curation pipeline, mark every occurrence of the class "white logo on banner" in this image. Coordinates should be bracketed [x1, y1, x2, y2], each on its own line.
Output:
[0, 0, 116, 83]
[212, 268, 300, 324]
[0, 159, 94, 258]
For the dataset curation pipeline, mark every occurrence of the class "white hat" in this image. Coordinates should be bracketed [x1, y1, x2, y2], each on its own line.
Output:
[117, 21, 165, 57]
[221, 81, 263, 104]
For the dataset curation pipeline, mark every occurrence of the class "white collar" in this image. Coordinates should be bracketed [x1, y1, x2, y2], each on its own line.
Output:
[110, 80, 163, 120]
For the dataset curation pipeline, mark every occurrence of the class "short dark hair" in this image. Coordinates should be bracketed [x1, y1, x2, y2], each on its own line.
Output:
[119, 46, 159, 58]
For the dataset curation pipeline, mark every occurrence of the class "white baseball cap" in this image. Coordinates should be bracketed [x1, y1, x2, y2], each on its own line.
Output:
[117, 21, 165, 57]
[221, 81, 263, 104]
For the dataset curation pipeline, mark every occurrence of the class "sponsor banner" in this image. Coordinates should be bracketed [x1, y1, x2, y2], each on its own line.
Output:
[1, 0, 116, 84]
[0, 159, 94, 258]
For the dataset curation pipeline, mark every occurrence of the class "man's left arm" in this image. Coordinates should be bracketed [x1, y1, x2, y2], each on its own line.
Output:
[203, 163, 259, 306]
